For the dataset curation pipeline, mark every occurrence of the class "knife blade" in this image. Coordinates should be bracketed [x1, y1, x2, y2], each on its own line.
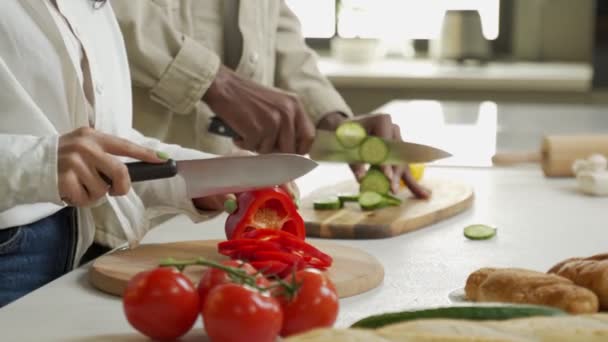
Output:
[208, 117, 451, 165]
[109, 154, 317, 198]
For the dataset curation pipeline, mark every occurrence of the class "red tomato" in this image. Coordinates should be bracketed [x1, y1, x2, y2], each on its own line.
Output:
[123, 267, 200, 341]
[197, 260, 268, 309]
[278, 269, 339, 337]
[203, 283, 283, 342]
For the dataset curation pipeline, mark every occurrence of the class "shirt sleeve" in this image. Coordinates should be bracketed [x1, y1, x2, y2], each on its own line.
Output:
[127, 129, 223, 223]
[112, 0, 220, 115]
[0, 134, 64, 212]
[274, 1, 353, 123]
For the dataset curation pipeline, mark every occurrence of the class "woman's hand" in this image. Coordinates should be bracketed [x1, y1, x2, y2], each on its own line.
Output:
[58, 127, 166, 207]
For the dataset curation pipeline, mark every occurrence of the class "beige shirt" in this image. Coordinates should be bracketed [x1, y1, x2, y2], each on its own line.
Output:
[112, 0, 352, 155]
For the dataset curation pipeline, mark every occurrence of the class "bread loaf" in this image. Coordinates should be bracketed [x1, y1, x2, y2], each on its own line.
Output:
[549, 253, 608, 310]
[465, 268, 599, 314]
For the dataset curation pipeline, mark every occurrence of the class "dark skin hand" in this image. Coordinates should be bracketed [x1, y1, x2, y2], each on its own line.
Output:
[317, 112, 431, 199]
[203, 65, 316, 155]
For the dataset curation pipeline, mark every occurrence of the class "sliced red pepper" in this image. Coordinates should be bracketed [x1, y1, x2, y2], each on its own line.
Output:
[250, 260, 289, 277]
[253, 251, 303, 265]
[275, 234, 333, 267]
[218, 238, 283, 256]
[224, 187, 305, 240]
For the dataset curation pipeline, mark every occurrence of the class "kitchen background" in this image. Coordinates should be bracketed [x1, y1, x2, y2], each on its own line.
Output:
[286, 0, 600, 112]
[286, 0, 608, 168]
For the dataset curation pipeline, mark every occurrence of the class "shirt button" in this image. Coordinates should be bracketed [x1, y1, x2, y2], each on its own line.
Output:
[95, 82, 104, 95]
[249, 52, 259, 65]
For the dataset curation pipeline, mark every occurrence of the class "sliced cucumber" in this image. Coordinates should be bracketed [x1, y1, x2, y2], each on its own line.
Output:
[358, 191, 385, 211]
[382, 193, 402, 206]
[360, 169, 390, 195]
[336, 122, 367, 148]
[359, 136, 389, 164]
[338, 193, 360, 203]
[350, 305, 566, 329]
[313, 196, 343, 210]
[464, 224, 497, 240]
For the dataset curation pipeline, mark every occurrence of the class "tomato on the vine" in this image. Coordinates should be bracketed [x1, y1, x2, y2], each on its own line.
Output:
[123, 267, 200, 341]
[203, 283, 283, 342]
[278, 268, 339, 337]
[197, 260, 268, 309]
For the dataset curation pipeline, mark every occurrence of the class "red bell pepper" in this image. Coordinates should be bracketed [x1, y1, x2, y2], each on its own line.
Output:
[225, 187, 306, 240]
[218, 228, 333, 277]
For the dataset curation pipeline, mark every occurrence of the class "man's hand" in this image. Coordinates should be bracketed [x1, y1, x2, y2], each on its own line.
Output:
[318, 112, 431, 199]
[203, 65, 316, 155]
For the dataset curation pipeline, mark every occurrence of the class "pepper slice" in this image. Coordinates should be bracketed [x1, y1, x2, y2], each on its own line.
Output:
[225, 187, 306, 240]
[249, 260, 289, 277]
[217, 228, 333, 277]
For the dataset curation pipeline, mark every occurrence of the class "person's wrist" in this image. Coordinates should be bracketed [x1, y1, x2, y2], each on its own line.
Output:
[316, 111, 348, 131]
[202, 65, 233, 106]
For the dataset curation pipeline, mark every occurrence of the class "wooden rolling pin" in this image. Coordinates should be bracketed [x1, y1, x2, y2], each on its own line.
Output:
[492, 135, 608, 177]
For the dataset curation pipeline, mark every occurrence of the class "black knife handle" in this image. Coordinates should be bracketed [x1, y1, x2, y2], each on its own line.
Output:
[208, 117, 241, 139]
[100, 160, 178, 184]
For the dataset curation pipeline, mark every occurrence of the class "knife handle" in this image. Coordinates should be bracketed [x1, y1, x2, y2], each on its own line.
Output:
[100, 160, 178, 184]
[208, 117, 241, 139]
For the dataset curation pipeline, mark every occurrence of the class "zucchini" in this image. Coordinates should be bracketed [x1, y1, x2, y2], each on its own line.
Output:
[360, 169, 390, 195]
[313, 196, 343, 210]
[336, 122, 367, 148]
[359, 136, 389, 164]
[350, 305, 567, 329]
[464, 224, 497, 240]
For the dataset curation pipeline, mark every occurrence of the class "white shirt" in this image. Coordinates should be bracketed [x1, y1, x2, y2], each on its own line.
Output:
[0, 0, 217, 266]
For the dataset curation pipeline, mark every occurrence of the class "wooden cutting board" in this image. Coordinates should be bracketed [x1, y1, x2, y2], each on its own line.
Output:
[89, 240, 384, 299]
[300, 178, 474, 239]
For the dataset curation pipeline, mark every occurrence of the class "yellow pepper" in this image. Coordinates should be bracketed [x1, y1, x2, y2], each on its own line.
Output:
[401, 163, 425, 188]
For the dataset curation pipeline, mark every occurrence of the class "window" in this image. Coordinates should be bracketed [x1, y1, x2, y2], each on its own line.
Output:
[285, 0, 500, 40]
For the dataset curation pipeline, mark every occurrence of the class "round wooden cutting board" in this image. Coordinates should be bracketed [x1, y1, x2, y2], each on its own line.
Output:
[89, 240, 384, 299]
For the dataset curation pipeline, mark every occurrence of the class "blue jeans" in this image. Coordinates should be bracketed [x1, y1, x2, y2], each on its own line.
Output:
[0, 208, 77, 307]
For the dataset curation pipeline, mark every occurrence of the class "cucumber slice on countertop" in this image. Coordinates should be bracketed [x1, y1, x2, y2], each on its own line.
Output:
[350, 305, 566, 329]
[313, 196, 343, 210]
[336, 122, 367, 148]
[360, 169, 390, 195]
[359, 136, 389, 164]
[464, 224, 497, 240]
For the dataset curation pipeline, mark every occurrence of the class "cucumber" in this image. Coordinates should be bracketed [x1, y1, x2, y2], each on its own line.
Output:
[382, 193, 402, 206]
[313, 196, 343, 210]
[464, 224, 497, 240]
[360, 169, 390, 195]
[358, 191, 385, 210]
[336, 122, 367, 148]
[338, 193, 360, 203]
[350, 305, 567, 329]
[359, 136, 389, 164]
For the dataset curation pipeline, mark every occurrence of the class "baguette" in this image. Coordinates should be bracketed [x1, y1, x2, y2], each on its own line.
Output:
[465, 268, 599, 314]
[548, 253, 608, 309]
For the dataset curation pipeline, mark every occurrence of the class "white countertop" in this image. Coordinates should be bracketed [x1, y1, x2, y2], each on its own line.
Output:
[2, 164, 607, 341]
[317, 57, 593, 92]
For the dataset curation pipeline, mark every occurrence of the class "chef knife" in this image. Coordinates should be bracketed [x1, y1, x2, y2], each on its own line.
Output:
[208, 117, 451, 165]
[103, 154, 317, 198]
